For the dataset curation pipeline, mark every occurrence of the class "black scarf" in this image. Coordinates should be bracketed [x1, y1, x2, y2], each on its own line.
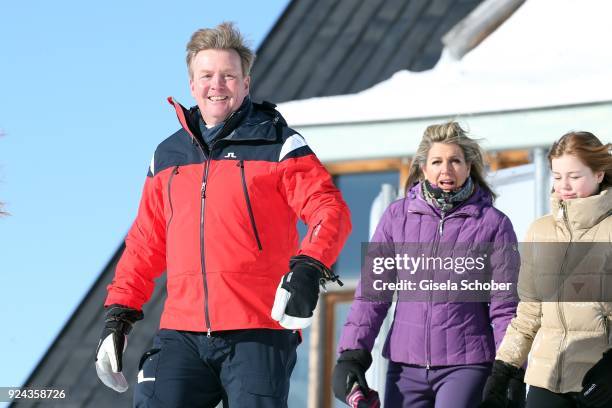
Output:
[421, 177, 474, 213]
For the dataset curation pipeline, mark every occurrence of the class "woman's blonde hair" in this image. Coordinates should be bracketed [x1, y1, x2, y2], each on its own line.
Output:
[405, 121, 495, 198]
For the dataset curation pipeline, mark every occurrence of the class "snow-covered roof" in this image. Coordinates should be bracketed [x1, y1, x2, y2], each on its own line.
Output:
[278, 0, 612, 126]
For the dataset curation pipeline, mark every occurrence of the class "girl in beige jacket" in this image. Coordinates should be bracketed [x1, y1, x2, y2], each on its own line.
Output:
[481, 132, 612, 408]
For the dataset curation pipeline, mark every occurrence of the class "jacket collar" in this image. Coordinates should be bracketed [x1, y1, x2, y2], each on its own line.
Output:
[405, 181, 490, 218]
[167, 96, 284, 144]
[551, 187, 612, 230]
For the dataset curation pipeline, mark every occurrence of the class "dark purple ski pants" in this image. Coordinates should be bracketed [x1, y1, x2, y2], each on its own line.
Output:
[384, 361, 491, 408]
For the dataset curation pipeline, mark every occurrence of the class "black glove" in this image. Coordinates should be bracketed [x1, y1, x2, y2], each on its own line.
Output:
[332, 349, 373, 404]
[94, 304, 143, 392]
[480, 360, 525, 408]
[576, 349, 612, 408]
[272, 255, 341, 329]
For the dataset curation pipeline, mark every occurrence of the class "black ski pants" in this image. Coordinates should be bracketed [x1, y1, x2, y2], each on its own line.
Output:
[134, 328, 299, 408]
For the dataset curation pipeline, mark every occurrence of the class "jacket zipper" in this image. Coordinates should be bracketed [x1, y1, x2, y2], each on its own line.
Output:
[198, 134, 230, 336]
[197, 115, 239, 336]
[425, 211, 446, 369]
[174, 105, 239, 337]
[190, 136, 214, 337]
[438, 216, 446, 236]
[309, 220, 323, 243]
[166, 166, 179, 232]
[200, 158, 212, 336]
[184, 133, 213, 336]
[556, 201, 573, 391]
[237, 160, 262, 251]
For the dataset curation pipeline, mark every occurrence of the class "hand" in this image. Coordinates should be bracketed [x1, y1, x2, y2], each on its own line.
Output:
[95, 304, 143, 392]
[332, 349, 372, 404]
[480, 360, 525, 408]
[271, 255, 327, 329]
[576, 349, 612, 408]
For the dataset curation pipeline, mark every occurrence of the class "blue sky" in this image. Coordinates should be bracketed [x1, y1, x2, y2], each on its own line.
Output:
[0, 0, 288, 390]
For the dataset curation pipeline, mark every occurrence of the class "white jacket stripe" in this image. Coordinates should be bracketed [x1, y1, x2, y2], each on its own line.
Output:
[279, 134, 307, 161]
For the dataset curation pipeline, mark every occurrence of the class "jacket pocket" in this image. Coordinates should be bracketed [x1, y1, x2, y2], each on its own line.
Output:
[237, 160, 263, 251]
[136, 348, 161, 399]
[166, 166, 180, 233]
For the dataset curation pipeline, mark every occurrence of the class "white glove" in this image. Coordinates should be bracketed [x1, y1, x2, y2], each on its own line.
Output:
[95, 333, 129, 392]
[271, 256, 343, 330]
[271, 277, 315, 329]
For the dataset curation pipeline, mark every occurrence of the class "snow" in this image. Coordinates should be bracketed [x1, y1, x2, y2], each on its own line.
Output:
[278, 0, 612, 126]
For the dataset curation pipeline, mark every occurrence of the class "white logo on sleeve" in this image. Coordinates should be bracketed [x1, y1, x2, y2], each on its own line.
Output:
[224, 152, 237, 159]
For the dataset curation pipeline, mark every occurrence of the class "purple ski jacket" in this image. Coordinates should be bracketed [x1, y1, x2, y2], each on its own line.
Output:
[338, 182, 519, 367]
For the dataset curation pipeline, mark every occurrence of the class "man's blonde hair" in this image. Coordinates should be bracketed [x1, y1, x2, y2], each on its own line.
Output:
[186, 22, 255, 78]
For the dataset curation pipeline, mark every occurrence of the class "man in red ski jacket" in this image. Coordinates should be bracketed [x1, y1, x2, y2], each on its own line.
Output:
[94, 22, 351, 407]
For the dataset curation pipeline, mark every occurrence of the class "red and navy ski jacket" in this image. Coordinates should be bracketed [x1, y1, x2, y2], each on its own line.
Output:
[105, 97, 352, 332]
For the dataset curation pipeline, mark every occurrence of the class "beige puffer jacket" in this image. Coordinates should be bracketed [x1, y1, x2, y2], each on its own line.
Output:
[496, 187, 612, 393]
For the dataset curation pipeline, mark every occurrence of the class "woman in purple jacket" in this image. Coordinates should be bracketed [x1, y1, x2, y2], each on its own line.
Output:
[332, 122, 520, 408]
